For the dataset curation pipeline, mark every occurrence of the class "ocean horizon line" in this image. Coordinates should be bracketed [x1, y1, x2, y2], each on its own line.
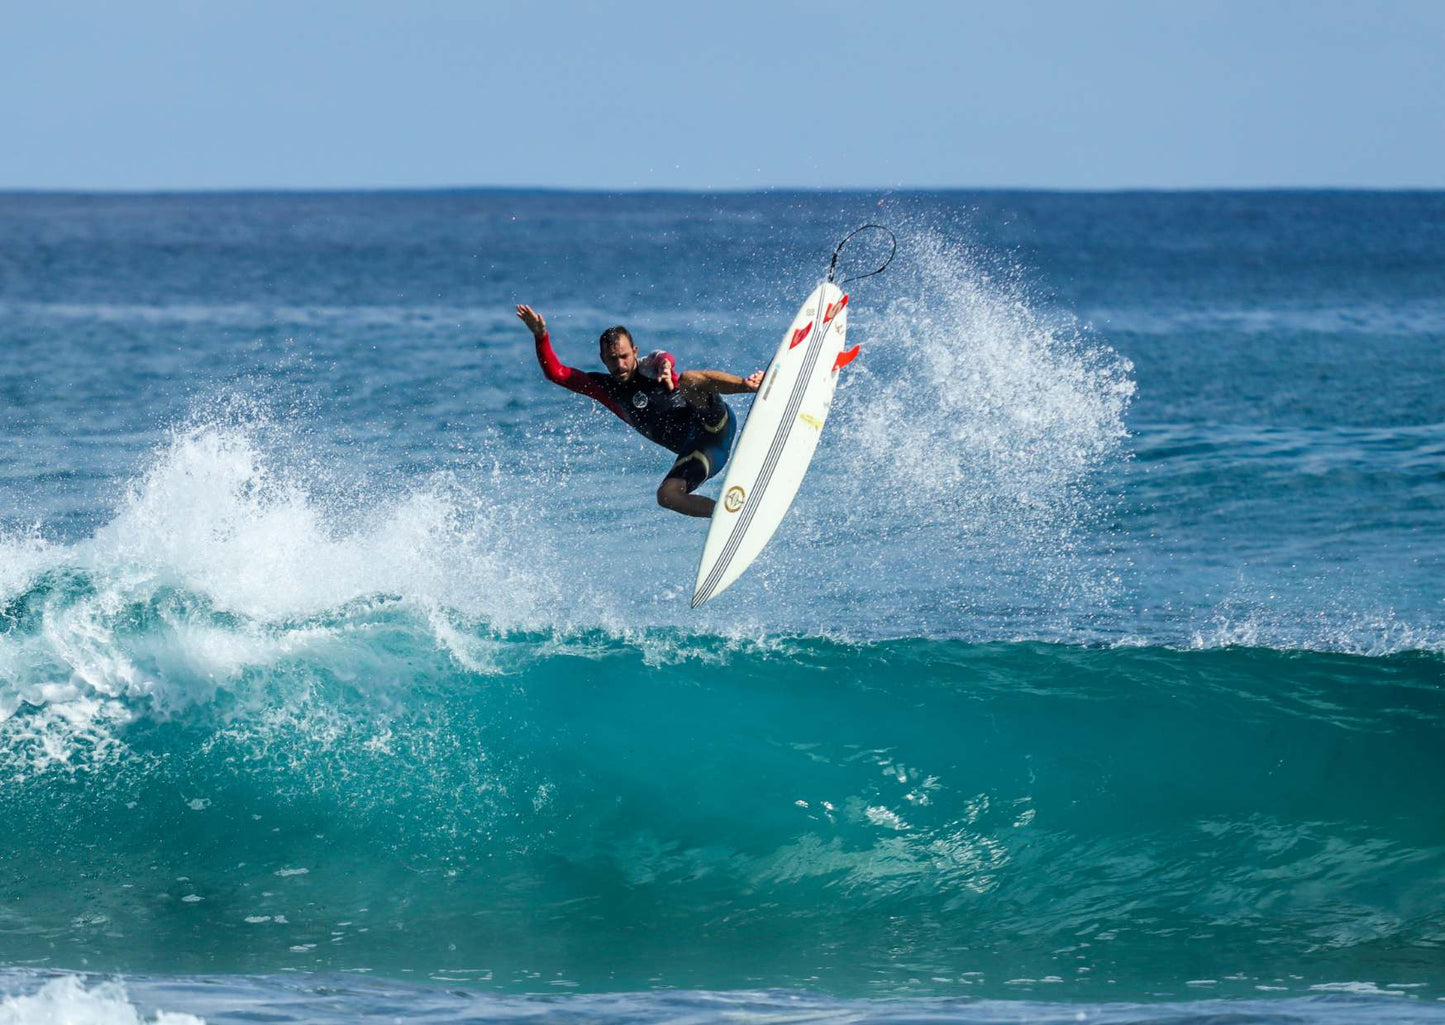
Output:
[3, 183, 1444, 198]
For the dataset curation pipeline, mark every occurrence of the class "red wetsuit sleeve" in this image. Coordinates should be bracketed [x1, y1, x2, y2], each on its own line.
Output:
[533, 331, 628, 421]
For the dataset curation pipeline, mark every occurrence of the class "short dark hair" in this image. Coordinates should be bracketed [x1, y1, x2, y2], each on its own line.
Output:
[598, 325, 634, 352]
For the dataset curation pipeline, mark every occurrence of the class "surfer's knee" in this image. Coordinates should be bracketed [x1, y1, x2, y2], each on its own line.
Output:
[657, 479, 684, 509]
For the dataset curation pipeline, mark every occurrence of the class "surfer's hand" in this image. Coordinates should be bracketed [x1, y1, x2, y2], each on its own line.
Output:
[658, 355, 676, 390]
[516, 304, 546, 338]
[744, 370, 765, 392]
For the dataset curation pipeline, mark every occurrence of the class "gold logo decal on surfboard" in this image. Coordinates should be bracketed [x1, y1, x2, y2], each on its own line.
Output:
[723, 486, 746, 513]
[798, 412, 823, 430]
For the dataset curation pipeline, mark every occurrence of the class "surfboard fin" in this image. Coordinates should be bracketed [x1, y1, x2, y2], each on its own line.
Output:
[832, 345, 860, 372]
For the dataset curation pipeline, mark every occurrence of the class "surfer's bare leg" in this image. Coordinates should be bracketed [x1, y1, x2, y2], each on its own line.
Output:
[657, 477, 714, 518]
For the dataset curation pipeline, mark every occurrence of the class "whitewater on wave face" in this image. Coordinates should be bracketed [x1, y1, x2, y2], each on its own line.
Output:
[0, 975, 202, 1025]
[0, 422, 570, 775]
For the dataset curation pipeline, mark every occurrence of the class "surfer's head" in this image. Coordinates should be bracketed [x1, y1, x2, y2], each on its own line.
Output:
[599, 326, 638, 381]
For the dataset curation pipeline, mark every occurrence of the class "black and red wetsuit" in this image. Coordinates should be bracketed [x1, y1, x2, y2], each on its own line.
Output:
[534, 332, 737, 491]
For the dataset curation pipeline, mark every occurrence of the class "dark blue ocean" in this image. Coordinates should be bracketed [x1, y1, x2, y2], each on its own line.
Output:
[1, 190, 1443, 1024]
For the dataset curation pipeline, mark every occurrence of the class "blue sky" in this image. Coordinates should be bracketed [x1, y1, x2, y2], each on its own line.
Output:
[2, 0, 1442, 190]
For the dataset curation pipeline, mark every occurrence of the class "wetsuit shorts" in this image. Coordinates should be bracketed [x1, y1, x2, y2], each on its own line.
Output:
[664, 404, 738, 492]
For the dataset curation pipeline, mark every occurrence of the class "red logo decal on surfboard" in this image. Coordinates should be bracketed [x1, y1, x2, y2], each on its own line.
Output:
[823, 294, 849, 324]
[789, 322, 813, 349]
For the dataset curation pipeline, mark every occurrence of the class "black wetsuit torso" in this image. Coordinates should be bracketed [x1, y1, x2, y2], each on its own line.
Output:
[532, 333, 739, 491]
[582, 370, 728, 454]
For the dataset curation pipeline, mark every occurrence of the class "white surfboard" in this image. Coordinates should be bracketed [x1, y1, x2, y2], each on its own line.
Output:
[692, 281, 856, 607]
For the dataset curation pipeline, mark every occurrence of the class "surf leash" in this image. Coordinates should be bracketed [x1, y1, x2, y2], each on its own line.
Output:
[827, 224, 897, 285]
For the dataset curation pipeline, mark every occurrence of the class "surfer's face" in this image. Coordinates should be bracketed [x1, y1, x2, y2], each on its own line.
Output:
[601, 337, 639, 381]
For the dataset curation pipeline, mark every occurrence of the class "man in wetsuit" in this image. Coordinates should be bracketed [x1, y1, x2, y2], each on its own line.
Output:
[517, 304, 763, 518]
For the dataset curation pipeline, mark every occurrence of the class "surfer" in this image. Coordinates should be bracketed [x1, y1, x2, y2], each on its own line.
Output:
[517, 305, 764, 518]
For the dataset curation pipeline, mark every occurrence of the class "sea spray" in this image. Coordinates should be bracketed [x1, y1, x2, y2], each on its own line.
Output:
[803, 225, 1135, 629]
[840, 228, 1134, 523]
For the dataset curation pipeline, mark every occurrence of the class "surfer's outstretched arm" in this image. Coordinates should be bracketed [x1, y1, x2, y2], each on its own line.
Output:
[517, 304, 628, 421]
[678, 369, 765, 396]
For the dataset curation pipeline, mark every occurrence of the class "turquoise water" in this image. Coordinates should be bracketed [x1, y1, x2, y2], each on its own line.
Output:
[1, 190, 1443, 1022]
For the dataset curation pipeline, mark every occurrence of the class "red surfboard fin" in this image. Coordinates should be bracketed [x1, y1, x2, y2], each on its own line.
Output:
[833, 345, 860, 372]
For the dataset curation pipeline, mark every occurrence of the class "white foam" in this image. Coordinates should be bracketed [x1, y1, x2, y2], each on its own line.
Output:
[0, 976, 204, 1025]
[0, 420, 589, 776]
[83, 425, 562, 625]
[1308, 981, 1406, 996]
